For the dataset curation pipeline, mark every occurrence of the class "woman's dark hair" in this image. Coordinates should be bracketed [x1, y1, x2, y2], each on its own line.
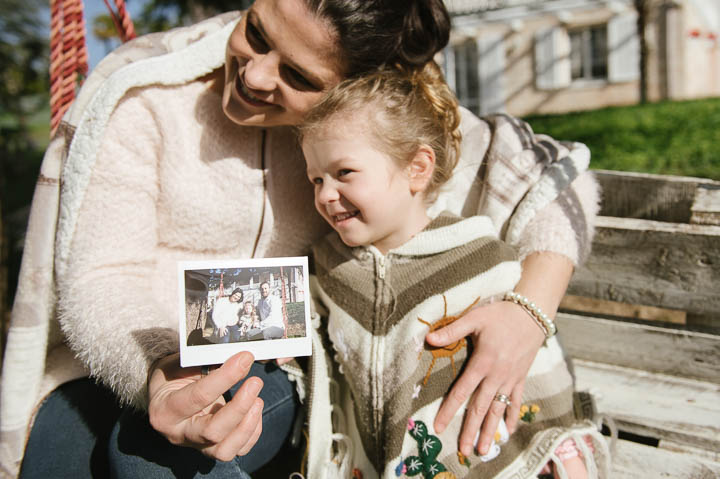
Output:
[304, 0, 451, 77]
[230, 288, 243, 299]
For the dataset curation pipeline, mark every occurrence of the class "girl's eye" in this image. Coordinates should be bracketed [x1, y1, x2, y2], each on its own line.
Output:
[311, 177, 323, 185]
[245, 22, 268, 53]
[338, 169, 352, 177]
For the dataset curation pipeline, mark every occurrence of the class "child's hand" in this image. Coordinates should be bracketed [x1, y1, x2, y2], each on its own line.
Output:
[425, 300, 545, 457]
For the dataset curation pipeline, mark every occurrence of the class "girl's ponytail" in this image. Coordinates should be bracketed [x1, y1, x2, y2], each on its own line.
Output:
[411, 62, 462, 191]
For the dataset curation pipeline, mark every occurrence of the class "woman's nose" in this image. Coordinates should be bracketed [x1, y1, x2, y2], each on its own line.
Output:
[244, 52, 280, 91]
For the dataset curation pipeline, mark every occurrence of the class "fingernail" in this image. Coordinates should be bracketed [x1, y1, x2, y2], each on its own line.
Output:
[237, 352, 254, 369]
[247, 377, 263, 395]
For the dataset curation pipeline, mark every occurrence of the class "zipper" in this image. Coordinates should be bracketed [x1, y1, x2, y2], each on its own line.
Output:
[250, 129, 267, 259]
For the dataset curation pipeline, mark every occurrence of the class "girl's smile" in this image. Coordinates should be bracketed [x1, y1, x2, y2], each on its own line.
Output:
[303, 120, 431, 254]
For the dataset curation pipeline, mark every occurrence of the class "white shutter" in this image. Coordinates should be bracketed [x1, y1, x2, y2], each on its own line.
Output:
[476, 32, 506, 115]
[534, 26, 571, 90]
[443, 45, 457, 94]
[608, 11, 640, 83]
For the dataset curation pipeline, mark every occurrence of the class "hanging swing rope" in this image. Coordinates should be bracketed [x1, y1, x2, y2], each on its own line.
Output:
[49, 0, 137, 135]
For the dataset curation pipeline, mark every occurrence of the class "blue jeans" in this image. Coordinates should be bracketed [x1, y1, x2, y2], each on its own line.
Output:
[20, 362, 298, 478]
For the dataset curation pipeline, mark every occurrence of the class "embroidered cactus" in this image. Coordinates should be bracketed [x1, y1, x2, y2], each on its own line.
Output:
[403, 419, 456, 479]
[520, 404, 540, 423]
[456, 451, 470, 468]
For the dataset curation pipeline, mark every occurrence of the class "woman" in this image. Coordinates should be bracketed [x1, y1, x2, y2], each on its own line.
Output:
[2, 0, 598, 477]
[211, 288, 244, 343]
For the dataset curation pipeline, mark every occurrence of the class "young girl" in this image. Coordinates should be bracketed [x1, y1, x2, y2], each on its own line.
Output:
[295, 65, 608, 478]
[237, 300, 261, 340]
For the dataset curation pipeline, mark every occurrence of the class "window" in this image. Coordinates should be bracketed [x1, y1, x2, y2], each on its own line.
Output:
[452, 39, 481, 115]
[445, 33, 506, 115]
[570, 25, 608, 81]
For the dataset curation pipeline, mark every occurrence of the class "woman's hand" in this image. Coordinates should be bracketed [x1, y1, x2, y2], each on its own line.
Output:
[427, 301, 545, 456]
[426, 252, 574, 457]
[147, 351, 264, 461]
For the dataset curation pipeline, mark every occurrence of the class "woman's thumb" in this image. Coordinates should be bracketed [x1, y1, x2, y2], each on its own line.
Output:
[425, 316, 474, 346]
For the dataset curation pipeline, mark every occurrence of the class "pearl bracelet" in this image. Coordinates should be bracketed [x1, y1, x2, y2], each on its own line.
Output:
[503, 291, 557, 339]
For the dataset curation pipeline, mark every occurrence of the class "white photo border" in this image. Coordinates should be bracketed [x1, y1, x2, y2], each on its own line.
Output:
[178, 256, 312, 367]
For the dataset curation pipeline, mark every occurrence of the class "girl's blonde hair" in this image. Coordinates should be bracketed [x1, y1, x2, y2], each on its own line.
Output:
[298, 62, 461, 198]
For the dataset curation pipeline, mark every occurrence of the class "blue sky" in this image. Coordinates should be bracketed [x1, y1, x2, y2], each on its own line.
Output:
[84, 0, 148, 70]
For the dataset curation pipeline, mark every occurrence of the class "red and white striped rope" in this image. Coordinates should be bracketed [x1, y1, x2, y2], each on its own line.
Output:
[49, 0, 136, 135]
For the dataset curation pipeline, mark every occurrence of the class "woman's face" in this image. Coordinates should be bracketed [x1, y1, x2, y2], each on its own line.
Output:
[223, 0, 344, 127]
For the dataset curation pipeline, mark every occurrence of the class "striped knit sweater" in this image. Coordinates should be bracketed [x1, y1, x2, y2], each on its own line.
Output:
[303, 213, 608, 479]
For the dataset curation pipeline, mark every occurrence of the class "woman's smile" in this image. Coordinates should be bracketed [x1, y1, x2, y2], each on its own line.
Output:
[234, 71, 273, 108]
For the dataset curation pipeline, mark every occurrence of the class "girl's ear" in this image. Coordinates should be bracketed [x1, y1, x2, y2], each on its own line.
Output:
[408, 145, 436, 194]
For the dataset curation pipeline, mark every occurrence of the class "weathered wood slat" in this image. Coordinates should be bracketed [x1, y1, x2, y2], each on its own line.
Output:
[560, 294, 686, 324]
[556, 313, 720, 383]
[572, 359, 720, 452]
[594, 169, 720, 223]
[691, 184, 720, 226]
[567, 216, 720, 320]
[610, 438, 720, 479]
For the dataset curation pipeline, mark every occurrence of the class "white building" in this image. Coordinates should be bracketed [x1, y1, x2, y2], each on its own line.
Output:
[444, 0, 720, 116]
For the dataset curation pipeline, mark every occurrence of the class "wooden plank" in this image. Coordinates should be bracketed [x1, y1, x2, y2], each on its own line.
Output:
[572, 359, 720, 452]
[560, 294, 686, 324]
[556, 313, 720, 383]
[691, 184, 720, 226]
[568, 216, 720, 320]
[594, 169, 719, 223]
[610, 437, 720, 478]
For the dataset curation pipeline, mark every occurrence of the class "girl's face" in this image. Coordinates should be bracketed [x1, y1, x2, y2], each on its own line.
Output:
[244, 302, 253, 314]
[303, 120, 431, 254]
[223, 0, 344, 127]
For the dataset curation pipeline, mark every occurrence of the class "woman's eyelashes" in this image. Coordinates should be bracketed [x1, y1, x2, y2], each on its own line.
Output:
[285, 68, 317, 91]
[245, 18, 318, 92]
[245, 21, 268, 53]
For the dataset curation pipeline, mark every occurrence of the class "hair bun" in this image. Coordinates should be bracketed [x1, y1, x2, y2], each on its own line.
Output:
[395, 0, 451, 67]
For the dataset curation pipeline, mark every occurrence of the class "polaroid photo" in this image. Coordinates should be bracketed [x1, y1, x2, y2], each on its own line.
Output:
[178, 256, 312, 367]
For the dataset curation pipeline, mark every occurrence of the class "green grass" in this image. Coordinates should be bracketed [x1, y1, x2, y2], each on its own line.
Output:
[523, 97, 720, 180]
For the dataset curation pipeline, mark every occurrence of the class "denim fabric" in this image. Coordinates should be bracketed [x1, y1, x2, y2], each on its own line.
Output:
[20, 362, 298, 479]
[20, 378, 122, 478]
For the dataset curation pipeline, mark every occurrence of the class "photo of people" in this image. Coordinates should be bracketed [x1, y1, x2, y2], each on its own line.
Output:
[178, 257, 311, 366]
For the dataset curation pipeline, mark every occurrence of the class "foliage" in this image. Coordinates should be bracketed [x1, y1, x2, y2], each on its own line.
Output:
[137, 0, 254, 32]
[523, 98, 720, 180]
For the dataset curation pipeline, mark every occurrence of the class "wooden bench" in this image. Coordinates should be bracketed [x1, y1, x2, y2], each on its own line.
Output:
[558, 170, 720, 477]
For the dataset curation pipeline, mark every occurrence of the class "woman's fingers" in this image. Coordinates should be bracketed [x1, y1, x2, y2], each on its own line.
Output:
[505, 381, 525, 434]
[190, 376, 264, 447]
[456, 373, 500, 456]
[207, 396, 264, 461]
[434, 351, 490, 434]
[475, 385, 512, 455]
[170, 352, 255, 419]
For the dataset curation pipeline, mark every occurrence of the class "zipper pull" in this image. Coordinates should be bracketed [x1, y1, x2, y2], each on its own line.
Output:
[378, 256, 386, 279]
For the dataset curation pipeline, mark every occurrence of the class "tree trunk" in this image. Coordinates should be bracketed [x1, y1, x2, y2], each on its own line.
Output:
[635, 0, 649, 103]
